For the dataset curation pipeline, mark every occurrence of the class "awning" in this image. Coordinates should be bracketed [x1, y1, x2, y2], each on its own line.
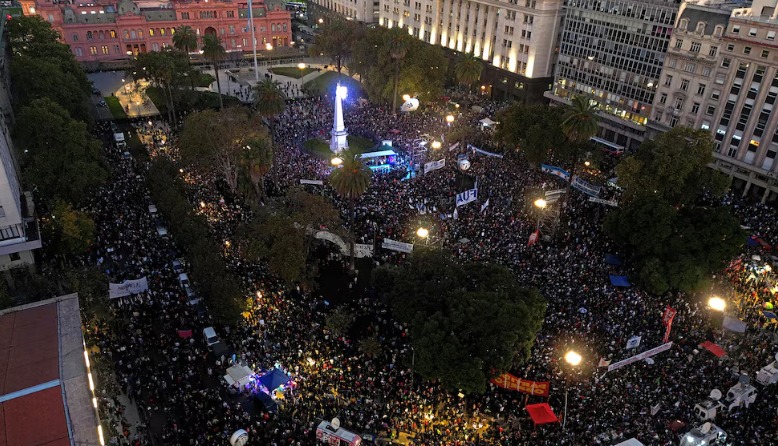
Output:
[699, 341, 727, 358]
[259, 368, 291, 390]
[609, 275, 632, 287]
[525, 403, 559, 425]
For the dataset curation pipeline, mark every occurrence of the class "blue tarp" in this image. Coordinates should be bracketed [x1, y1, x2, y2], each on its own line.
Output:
[763, 310, 777, 320]
[747, 236, 760, 246]
[259, 368, 291, 390]
[604, 254, 623, 266]
[609, 275, 632, 287]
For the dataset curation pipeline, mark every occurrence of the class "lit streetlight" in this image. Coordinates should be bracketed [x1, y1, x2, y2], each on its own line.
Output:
[708, 296, 726, 312]
[331, 156, 343, 166]
[416, 227, 429, 238]
[534, 198, 547, 209]
[445, 114, 455, 125]
[584, 160, 591, 167]
[402, 94, 411, 102]
[298, 62, 306, 91]
[265, 43, 273, 67]
[563, 350, 582, 431]
[431, 140, 442, 150]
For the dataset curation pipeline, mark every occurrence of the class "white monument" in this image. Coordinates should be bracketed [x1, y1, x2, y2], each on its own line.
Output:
[330, 83, 349, 153]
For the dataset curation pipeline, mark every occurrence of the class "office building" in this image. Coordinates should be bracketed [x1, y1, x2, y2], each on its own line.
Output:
[546, 0, 681, 151]
[308, 0, 379, 24]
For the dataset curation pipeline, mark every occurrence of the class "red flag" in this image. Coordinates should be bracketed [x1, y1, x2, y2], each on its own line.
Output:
[662, 306, 676, 343]
[527, 230, 540, 246]
[177, 329, 193, 339]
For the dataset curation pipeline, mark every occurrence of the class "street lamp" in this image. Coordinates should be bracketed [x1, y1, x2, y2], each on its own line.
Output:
[265, 43, 273, 67]
[431, 141, 442, 150]
[445, 114, 455, 125]
[298, 62, 306, 91]
[402, 94, 411, 102]
[417, 227, 429, 239]
[563, 350, 582, 431]
[534, 198, 547, 209]
[708, 296, 726, 312]
[584, 160, 591, 167]
[331, 156, 343, 166]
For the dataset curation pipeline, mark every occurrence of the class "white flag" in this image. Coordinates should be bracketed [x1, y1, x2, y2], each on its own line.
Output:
[453, 208, 458, 220]
[480, 198, 489, 214]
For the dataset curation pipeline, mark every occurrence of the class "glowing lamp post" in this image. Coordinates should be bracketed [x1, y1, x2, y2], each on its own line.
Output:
[417, 227, 429, 245]
[708, 296, 726, 312]
[265, 43, 273, 67]
[298, 63, 306, 90]
[446, 114, 455, 126]
[563, 350, 582, 431]
[331, 156, 343, 166]
[431, 141, 442, 150]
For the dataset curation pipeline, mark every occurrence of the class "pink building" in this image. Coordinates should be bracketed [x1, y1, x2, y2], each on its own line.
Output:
[19, 0, 292, 62]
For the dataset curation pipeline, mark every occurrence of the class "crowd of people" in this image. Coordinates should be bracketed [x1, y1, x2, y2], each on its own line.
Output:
[82, 86, 778, 446]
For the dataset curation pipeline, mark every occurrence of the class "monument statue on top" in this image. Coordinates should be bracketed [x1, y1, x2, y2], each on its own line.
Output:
[330, 83, 349, 153]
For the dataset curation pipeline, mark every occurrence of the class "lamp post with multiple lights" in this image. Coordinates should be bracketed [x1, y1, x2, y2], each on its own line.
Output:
[563, 350, 582, 431]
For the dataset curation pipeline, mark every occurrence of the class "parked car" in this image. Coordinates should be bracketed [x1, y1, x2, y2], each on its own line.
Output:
[203, 326, 219, 347]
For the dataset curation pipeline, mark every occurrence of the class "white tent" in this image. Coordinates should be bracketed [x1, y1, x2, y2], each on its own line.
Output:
[224, 364, 255, 388]
[479, 117, 498, 127]
[614, 439, 644, 446]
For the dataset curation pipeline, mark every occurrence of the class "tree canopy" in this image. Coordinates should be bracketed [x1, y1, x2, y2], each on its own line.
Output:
[373, 249, 547, 394]
[605, 127, 743, 295]
[309, 18, 363, 73]
[495, 104, 568, 165]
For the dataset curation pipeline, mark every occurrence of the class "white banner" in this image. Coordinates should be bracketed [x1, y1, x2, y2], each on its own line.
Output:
[300, 179, 324, 186]
[109, 277, 149, 299]
[588, 196, 619, 207]
[571, 176, 602, 197]
[382, 238, 414, 253]
[626, 335, 642, 350]
[607, 342, 673, 372]
[480, 198, 489, 213]
[455, 188, 478, 207]
[448, 142, 460, 152]
[354, 243, 374, 258]
[424, 158, 445, 174]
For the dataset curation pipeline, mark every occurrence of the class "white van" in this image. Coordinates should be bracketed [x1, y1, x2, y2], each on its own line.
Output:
[203, 326, 219, 346]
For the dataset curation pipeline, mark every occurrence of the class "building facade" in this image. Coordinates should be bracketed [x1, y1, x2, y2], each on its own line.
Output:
[374, 0, 563, 101]
[650, 0, 778, 202]
[308, 0, 379, 23]
[19, 0, 292, 63]
[546, 0, 681, 151]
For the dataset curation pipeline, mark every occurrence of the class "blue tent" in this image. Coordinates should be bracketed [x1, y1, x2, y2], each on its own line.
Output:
[609, 275, 632, 287]
[255, 391, 278, 412]
[259, 368, 291, 390]
[604, 254, 623, 266]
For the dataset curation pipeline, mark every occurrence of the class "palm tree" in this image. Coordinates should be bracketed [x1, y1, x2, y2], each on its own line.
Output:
[387, 27, 410, 112]
[329, 148, 371, 269]
[560, 95, 600, 199]
[172, 25, 197, 54]
[253, 78, 287, 188]
[239, 136, 273, 203]
[454, 53, 483, 90]
[201, 34, 226, 109]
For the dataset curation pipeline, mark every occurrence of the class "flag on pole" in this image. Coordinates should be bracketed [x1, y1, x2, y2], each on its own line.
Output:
[245, 0, 252, 31]
[480, 198, 489, 214]
[527, 230, 540, 246]
[598, 357, 611, 367]
[662, 306, 676, 343]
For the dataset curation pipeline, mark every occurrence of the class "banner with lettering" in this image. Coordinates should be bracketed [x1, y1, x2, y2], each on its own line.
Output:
[607, 342, 673, 372]
[571, 176, 602, 197]
[354, 243, 374, 258]
[467, 144, 504, 158]
[381, 238, 414, 253]
[491, 373, 550, 397]
[424, 158, 445, 174]
[456, 188, 478, 207]
[109, 277, 149, 299]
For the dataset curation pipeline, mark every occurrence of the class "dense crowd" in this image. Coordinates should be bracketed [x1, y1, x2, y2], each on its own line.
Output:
[83, 89, 778, 446]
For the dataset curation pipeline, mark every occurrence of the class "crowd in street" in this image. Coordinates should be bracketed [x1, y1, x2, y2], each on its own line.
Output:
[82, 88, 778, 446]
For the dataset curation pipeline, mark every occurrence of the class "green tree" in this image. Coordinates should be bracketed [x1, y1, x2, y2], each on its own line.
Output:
[373, 249, 547, 394]
[359, 334, 382, 357]
[14, 98, 107, 205]
[238, 136, 274, 204]
[253, 78, 287, 186]
[43, 199, 96, 257]
[329, 149, 371, 269]
[454, 53, 483, 89]
[309, 18, 363, 74]
[495, 104, 567, 166]
[201, 34, 226, 109]
[172, 25, 198, 54]
[134, 50, 190, 122]
[615, 126, 730, 206]
[179, 107, 266, 194]
[325, 306, 355, 337]
[387, 27, 411, 111]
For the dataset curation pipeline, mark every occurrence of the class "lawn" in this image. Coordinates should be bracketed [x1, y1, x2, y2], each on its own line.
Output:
[146, 86, 240, 115]
[302, 135, 376, 159]
[194, 72, 215, 88]
[303, 71, 361, 97]
[269, 66, 317, 79]
[104, 96, 127, 119]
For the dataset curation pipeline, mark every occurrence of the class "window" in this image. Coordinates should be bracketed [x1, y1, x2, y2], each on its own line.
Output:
[697, 83, 706, 95]
[768, 31, 776, 41]
[732, 25, 740, 34]
[86, 31, 93, 40]
[681, 79, 690, 91]
[702, 67, 712, 76]
[715, 73, 726, 84]
[691, 42, 701, 53]
[744, 46, 752, 55]
[749, 27, 758, 37]
[230, 25, 235, 34]
[667, 58, 676, 69]
[149, 28, 154, 36]
[685, 62, 696, 73]
[674, 97, 684, 109]
[664, 75, 673, 86]
[9, 253, 19, 262]
[227, 10, 234, 18]
[709, 46, 718, 57]
[762, 50, 770, 58]
[72, 33, 78, 42]
[110, 30, 117, 39]
[89, 46, 97, 55]
[675, 39, 683, 49]
[181, 12, 190, 19]
[659, 93, 667, 104]
[727, 43, 735, 51]
[706, 105, 716, 115]
[75, 47, 83, 57]
[504, 26, 514, 35]
[721, 58, 731, 68]
[101, 45, 109, 54]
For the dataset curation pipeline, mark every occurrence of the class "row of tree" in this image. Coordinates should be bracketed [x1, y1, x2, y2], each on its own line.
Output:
[8, 16, 106, 258]
[312, 20, 484, 108]
[495, 98, 743, 295]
